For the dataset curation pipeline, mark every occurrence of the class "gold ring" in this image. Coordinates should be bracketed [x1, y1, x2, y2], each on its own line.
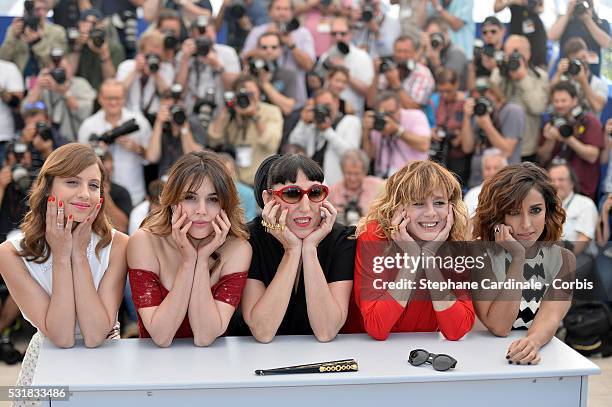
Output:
[278, 224, 285, 232]
[387, 225, 398, 235]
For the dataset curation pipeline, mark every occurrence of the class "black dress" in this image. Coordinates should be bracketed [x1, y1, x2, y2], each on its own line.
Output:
[226, 216, 356, 336]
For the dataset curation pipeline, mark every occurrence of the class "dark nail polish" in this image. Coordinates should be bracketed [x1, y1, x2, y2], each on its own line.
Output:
[506, 355, 510, 360]
[508, 361, 513, 364]
[527, 362, 531, 365]
[516, 362, 521, 365]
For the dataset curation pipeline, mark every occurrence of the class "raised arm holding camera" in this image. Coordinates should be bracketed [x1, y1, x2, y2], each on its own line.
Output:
[0, 60, 24, 165]
[288, 89, 361, 185]
[349, 0, 401, 59]
[422, 16, 468, 90]
[537, 81, 603, 200]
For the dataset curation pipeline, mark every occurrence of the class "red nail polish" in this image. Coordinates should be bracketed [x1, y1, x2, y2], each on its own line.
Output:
[50, 196, 55, 202]
[96, 203, 101, 209]
[100, 197, 104, 204]
[68, 214, 73, 220]
[58, 201, 63, 208]
[48, 196, 52, 202]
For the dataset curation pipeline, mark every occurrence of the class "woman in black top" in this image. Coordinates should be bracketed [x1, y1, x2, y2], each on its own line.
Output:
[237, 154, 355, 343]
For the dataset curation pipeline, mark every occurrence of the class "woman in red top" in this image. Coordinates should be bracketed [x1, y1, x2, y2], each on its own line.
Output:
[348, 160, 475, 341]
[127, 151, 251, 347]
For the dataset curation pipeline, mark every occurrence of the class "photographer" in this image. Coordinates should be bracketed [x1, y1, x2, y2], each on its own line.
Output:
[117, 30, 175, 124]
[432, 68, 470, 185]
[24, 48, 95, 141]
[467, 16, 505, 90]
[0, 60, 24, 164]
[288, 89, 361, 185]
[367, 35, 434, 110]
[100, 151, 134, 234]
[421, 0, 475, 62]
[144, 0, 213, 26]
[0, 143, 32, 243]
[350, 0, 401, 59]
[78, 79, 152, 205]
[145, 88, 205, 177]
[175, 16, 241, 118]
[208, 75, 283, 186]
[216, 0, 268, 53]
[67, 8, 125, 90]
[361, 91, 430, 179]
[538, 81, 603, 200]
[317, 17, 374, 117]
[0, 0, 67, 76]
[422, 16, 468, 90]
[548, 0, 610, 76]
[328, 148, 383, 226]
[250, 32, 302, 116]
[294, 0, 344, 58]
[490, 34, 548, 162]
[551, 37, 608, 117]
[242, 0, 316, 106]
[460, 80, 523, 188]
[494, 0, 547, 68]
[19, 106, 68, 174]
[155, 8, 185, 64]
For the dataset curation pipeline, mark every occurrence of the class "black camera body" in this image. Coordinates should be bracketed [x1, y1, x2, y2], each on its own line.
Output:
[373, 112, 387, 131]
[196, 36, 212, 57]
[379, 57, 396, 74]
[313, 104, 331, 125]
[573, 1, 590, 18]
[361, 6, 375, 23]
[430, 33, 444, 49]
[248, 57, 273, 76]
[551, 105, 585, 138]
[50, 68, 66, 85]
[227, 1, 246, 19]
[474, 97, 494, 116]
[169, 105, 186, 125]
[194, 88, 217, 128]
[278, 18, 300, 35]
[163, 30, 178, 50]
[35, 122, 53, 141]
[89, 118, 140, 145]
[429, 127, 453, 164]
[90, 28, 106, 48]
[146, 53, 161, 73]
[498, 50, 522, 77]
[567, 59, 582, 76]
[23, 0, 39, 32]
[67, 27, 80, 52]
[236, 88, 251, 109]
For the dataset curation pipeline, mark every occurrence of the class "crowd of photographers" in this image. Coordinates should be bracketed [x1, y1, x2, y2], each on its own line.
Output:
[0, 0, 611, 355]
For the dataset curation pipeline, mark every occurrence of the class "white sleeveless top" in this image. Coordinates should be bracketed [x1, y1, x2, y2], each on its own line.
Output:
[8, 230, 118, 338]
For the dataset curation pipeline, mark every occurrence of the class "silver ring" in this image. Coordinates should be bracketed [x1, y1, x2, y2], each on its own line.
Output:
[56, 222, 64, 229]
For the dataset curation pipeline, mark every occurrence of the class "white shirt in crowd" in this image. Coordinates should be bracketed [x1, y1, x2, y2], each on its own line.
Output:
[116, 59, 175, 116]
[128, 200, 150, 236]
[463, 183, 482, 219]
[0, 60, 24, 142]
[78, 108, 152, 206]
[562, 192, 599, 256]
[288, 115, 362, 186]
[318, 43, 374, 117]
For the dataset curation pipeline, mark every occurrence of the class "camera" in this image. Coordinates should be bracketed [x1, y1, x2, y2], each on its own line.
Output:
[89, 119, 140, 145]
[343, 198, 361, 226]
[227, 1, 246, 19]
[278, 18, 300, 35]
[35, 122, 52, 141]
[361, 6, 375, 23]
[196, 36, 212, 57]
[194, 88, 217, 129]
[169, 105, 186, 125]
[247, 57, 272, 76]
[567, 59, 582, 76]
[474, 97, 494, 116]
[429, 127, 453, 164]
[498, 50, 522, 77]
[473, 39, 496, 61]
[224, 91, 237, 115]
[66, 27, 80, 52]
[313, 104, 331, 125]
[163, 30, 178, 50]
[430, 33, 444, 49]
[23, 0, 39, 32]
[195, 15, 209, 35]
[379, 57, 396, 74]
[6, 142, 32, 192]
[146, 53, 161, 73]
[50, 68, 66, 85]
[111, 10, 138, 54]
[236, 88, 251, 109]
[573, 1, 590, 18]
[90, 28, 106, 48]
[373, 111, 387, 131]
[551, 105, 585, 138]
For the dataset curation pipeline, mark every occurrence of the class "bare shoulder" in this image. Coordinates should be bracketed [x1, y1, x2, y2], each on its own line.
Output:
[218, 236, 252, 275]
[126, 229, 160, 272]
[0, 240, 28, 279]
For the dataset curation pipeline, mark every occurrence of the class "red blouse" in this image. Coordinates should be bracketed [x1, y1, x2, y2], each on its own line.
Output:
[343, 221, 475, 341]
[128, 268, 247, 339]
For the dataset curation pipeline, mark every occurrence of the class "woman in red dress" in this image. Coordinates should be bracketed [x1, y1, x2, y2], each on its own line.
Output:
[127, 151, 251, 347]
[347, 160, 475, 340]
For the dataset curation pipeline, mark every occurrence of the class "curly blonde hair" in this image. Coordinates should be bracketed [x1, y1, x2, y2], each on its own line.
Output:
[19, 144, 112, 263]
[356, 160, 468, 241]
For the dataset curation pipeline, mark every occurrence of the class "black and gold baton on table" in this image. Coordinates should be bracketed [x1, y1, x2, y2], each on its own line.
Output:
[255, 359, 359, 376]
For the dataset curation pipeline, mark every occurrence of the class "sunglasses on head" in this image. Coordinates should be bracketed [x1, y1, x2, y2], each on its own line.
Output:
[267, 185, 329, 204]
[408, 349, 457, 372]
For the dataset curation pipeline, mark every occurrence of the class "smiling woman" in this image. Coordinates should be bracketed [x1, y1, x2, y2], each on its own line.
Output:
[0, 143, 129, 392]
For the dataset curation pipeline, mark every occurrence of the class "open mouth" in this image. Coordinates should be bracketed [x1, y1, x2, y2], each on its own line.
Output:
[417, 221, 439, 230]
[294, 217, 312, 228]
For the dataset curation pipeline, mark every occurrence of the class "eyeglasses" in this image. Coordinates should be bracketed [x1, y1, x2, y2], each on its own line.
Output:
[261, 45, 279, 50]
[482, 29, 498, 35]
[331, 31, 348, 37]
[267, 185, 329, 204]
[408, 349, 457, 372]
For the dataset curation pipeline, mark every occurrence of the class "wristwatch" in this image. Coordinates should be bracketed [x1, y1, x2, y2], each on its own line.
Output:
[394, 126, 405, 140]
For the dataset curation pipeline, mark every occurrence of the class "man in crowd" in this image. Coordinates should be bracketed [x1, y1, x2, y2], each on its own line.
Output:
[422, 16, 468, 90]
[0, 60, 24, 164]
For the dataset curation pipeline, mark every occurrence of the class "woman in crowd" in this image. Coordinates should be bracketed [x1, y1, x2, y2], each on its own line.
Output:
[127, 151, 251, 347]
[346, 160, 475, 341]
[237, 154, 355, 343]
[472, 162, 574, 365]
[326, 65, 355, 116]
[0, 144, 128, 388]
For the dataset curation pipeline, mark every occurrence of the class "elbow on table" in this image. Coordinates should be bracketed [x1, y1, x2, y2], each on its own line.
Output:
[150, 333, 174, 348]
[314, 330, 338, 343]
[193, 335, 219, 347]
[365, 325, 390, 341]
[83, 335, 106, 349]
[50, 336, 75, 349]
[488, 325, 512, 338]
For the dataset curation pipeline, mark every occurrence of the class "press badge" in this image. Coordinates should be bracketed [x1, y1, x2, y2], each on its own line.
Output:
[522, 19, 535, 35]
[236, 144, 253, 168]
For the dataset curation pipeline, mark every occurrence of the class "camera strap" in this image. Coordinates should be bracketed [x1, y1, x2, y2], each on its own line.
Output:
[49, 91, 78, 140]
[139, 75, 157, 114]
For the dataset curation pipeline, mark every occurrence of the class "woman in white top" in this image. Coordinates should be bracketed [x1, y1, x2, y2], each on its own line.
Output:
[0, 143, 128, 390]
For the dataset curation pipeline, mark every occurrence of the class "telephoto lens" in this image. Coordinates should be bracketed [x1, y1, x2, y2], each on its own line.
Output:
[146, 54, 161, 73]
[90, 28, 106, 48]
[236, 88, 251, 109]
[313, 104, 331, 125]
[567, 59, 582, 76]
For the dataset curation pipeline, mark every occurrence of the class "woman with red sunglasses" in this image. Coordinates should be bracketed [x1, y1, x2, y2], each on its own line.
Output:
[229, 154, 356, 343]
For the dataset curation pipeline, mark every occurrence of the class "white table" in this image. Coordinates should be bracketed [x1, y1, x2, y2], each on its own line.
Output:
[31, 331, 600, 406]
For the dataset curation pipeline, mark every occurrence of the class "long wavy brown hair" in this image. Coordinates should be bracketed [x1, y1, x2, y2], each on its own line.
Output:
[19, 143, 112, 263]
[356, 160, 468, 241]
[141, 151, 248, 240]
[472, 162, 565, 242]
